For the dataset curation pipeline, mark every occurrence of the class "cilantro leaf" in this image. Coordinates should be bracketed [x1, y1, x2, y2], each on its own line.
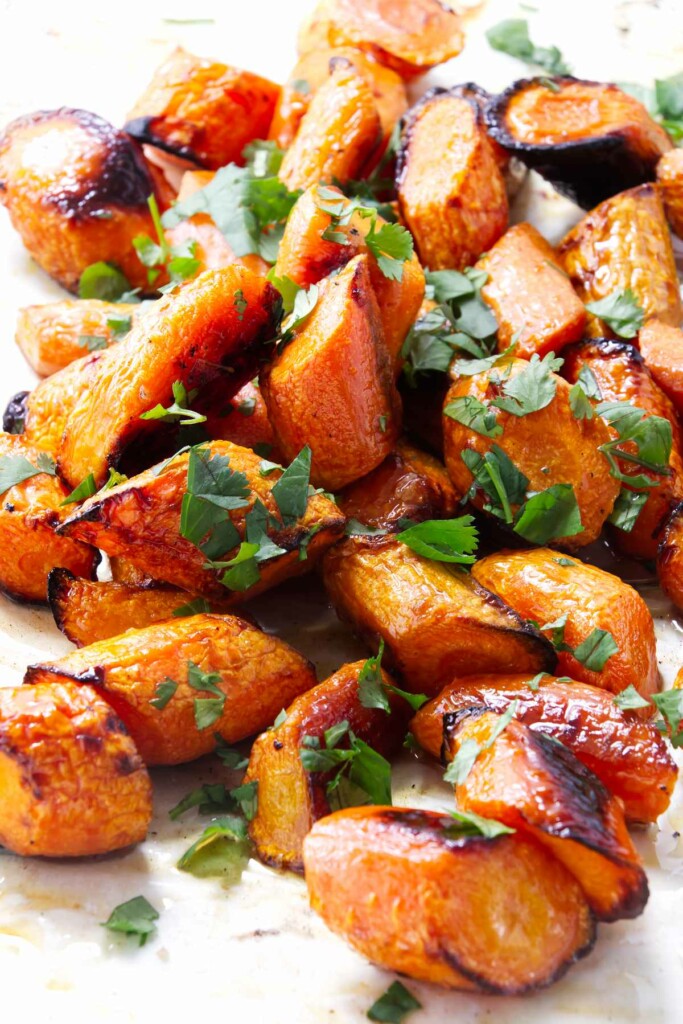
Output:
[218, 541, 261, 592]
[242, 139, 286, 178]
[585, 290, 645, 338]
[59, 473, 97, 506]
[396, 516, 479, 564]
[569, 382, 594, 420]
[172, 597, 214, 618]
[214, 735, 249, 769]
[655, 72, 683, 121]
[300, 726, 392, 809]
[443, 702, 518, 785]
[149, 678, 178, 710]
[577, 364, 602, 399]
[106, 316, 132, 341]
[140, 380, 207, 426]
[280, 284, 319, 342]
[597, 401, 672, 487]
[613, 685, 650, 711]
[271, 446, 311, 524]
[651, 689, 683, 747]
[266, 270, 301, 314]
[486, 18, 571, 74]
[446, 809, 516, 839]
[367, 981, 422, 1023]
[444, 395, 502, 437]
[357, 641, 389, 712]
[79, 262, 136, 302]
[0, 454, 56, 494]
[186, 661, 226, 729]
[102, 896, 159, 946]
[230, 780, 258, 821]
[365, 220, 414, 282]
[425, 268, 477, 303]
[572, 628, 618, 671]
[169, 783, 235, 820]
[513, 483, 583, 544]
[462, 445, 528, 522]
[608, 489, 649, 532]
[78, 334, 108, 352]
[177, 815, 250, 881]
[490, 353, 562, 417]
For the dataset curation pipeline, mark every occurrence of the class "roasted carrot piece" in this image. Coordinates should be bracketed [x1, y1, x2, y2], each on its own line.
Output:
[442, 357, 620, 549]
[269, 47, 407, 153]
[203, 380, 283, 461]
[274, 185, 425, 366]
[448, 710, 648, 921]
[397, 88, 508, 271]
[656, 147, 683, 237]
[298, 0, 465, 80]
[0, 433, 99, 603]
[47, 568, 234, 647]
[245, 660, 410, 871]
[278, 61, 381, 191]
[58, 441, 346, 598]
[656, 502, 683, 611]
[0, 108, 170, 294]
[177, 169, 215, 200]
[559, 184, 682, 334]
[638, 318, 683, 416]
[485, 78, 673, 209]
[472, 547, 660, 705]
[4, 348, 113, 457]
[58, 266, 279, 488]
[411, 673, 675, 823]
[109, 557, 158, 588]
[476, 223, 586, 359]
[124, 47, 280, 171]
[164, 215, 269, 277]
[337, 439, 459, 529]
[0, 681, 152, 857]
[25, 613, 316, 766]
[15, 300, 138, 377]
[304, 806, 595, 993]
[323, 536, 555, 695]
[261, 256, 401, 490]
[562, 339, 683, 559]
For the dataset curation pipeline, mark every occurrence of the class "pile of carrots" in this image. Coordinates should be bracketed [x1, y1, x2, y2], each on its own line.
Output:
[1, 0, 683, 999]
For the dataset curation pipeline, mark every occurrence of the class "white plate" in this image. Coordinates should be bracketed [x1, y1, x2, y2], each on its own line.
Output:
[1, 1, 683, 1020]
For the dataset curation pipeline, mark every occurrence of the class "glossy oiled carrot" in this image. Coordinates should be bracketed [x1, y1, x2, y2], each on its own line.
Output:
[274, 185, 425, 367]
[269, 46, 407, 152]
[477, 223, 586, 359]
[47, 568, 233, 647]
[657, 502, 683, 611]
[58, 441, 345, 598]
[411, 673, 675, 823]
[323, 536, 555, 695]
[442, 357, 620, 548]
[278, 62, 381, 191]
[448, 710, 648, 922]
[0, 433, 99, 603]
[0, 681, 152, 856]
[15, 300, 138, 377]
[472, 547, 660, 705]
[25, 614, 317, 766]
[298, 0, 464, 80]
[304, 807, 595, 993]
[337, 439, 459, 529]
[58, 267, 279, 488]
[245, 661, 410, 871]
[164, 215, 269, 277]
[562, 339, 683, 559]
[638, 318, 683, 416]
[0, 108, 171, 294]
[261, 256, 401, 490]
[125, 47, 280, 170]
[559, 184, 681, 334]
[397, 89, 508, 271]
[203, 380, 283, 461]
[656, 147, 683, 237]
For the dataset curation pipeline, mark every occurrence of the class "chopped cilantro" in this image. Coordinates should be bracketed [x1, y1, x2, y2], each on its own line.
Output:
[446, 808, 515, 839]
[0, 453, 56, 495]
[486, 18, 571, 74]
[78, 262, 137, 302]
[186, 661, 226, 729]
[78, 334, 108, 352]
[585, 290, 645, 338]
[271, 446, 312, 524]
[300, 722, 392, 809]
[59, 473, 97, 506]
[444, 395, 502, 437]
[490, 353, 562, 417]
[513, 483, 583, 544]
[172, 597, 214, 618]
[149, 678, 178, 710]
[569, 382, 594, 420]
[444, 702, 519, 784]
[608, 489, 649, 532]
[367, 980, 422, 1023]
[396, 516, 479, 564]
[613, 685, 651, 711]
[102, 896, 159, 946]
[140, 380, 207, 426]
[169, 783, 235, 820]
[242, 139, 285, 178]
[652, 690, 683, 746]
[177, 815, 250, 881]
[597, 401, 672, 488]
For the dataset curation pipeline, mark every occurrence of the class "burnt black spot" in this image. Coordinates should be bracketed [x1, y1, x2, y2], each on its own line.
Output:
[116, 753, 139, 776]
[273, 739, 284, 750]
[7, 108, 159, 218]
[3, 391, 29, 434]
[76, 731, 104, 753]
[124, 115, 202, 166]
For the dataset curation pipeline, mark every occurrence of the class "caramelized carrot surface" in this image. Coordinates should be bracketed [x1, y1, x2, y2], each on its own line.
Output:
[472, 547, 660, 704]
[15, 300, 138, 377]
[25, 614, 316, 765]
[304, 806, 595, 993]
[638, 318, 683, 416]
[656, 147, 683, 237]
[412, 673, 675, 822]
[0, 681, 151, 857]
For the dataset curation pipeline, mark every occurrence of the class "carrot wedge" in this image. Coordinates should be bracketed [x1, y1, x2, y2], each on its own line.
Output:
[303, 806, 595, 993]
[447, 709, 648, 921]
[638, 318, 683, 416]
